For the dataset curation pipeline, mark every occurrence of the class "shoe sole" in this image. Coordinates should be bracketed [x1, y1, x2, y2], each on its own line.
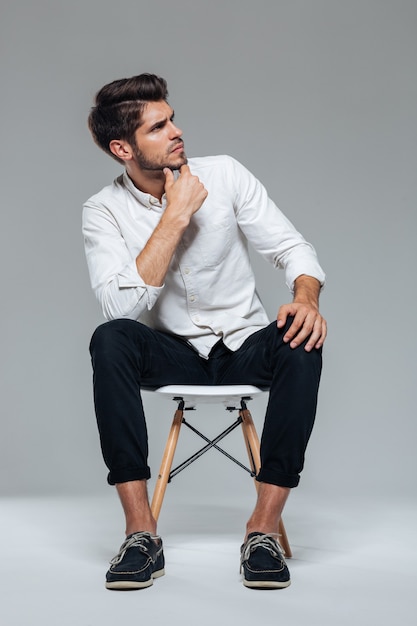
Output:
[243, 578, 291, 589]
[105, 568, 165, 590]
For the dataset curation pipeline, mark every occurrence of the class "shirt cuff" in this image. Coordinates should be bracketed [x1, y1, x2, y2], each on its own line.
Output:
[286, 264, 326, 294]
[117, 260, 164, 310]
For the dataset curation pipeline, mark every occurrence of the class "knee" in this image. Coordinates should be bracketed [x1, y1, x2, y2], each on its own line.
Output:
[266, 320, 322, 372]
[89, 319, 136, 360]
[280, 339, 322, 381]
[288, 341, 322, 365]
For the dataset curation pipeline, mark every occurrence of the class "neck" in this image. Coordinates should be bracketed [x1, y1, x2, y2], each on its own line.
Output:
[125, 163, 166, 201]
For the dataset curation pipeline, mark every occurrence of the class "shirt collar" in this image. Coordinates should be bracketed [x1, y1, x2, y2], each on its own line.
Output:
[122, 171, 166, 210]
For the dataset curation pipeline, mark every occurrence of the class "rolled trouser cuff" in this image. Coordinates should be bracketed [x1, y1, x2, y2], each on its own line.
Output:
[107, 466, 151, 486]
[256, 468, 300, 489]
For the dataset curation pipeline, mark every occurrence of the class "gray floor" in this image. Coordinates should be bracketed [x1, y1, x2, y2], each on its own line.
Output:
[1, 491, 416, 626]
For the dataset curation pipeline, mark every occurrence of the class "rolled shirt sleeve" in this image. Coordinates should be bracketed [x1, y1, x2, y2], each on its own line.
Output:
[82, 203, 163, 321]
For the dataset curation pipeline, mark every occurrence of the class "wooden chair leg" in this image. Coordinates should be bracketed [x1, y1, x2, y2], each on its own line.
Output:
[151, 406, 184, 521]
[240, 405, 292, 558]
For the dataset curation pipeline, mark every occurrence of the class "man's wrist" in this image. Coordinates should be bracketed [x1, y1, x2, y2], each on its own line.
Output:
[293, 275, 321, 307]
[160, 203, 191, 232]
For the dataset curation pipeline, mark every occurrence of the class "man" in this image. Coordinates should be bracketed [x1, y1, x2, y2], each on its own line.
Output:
[83, 73, 326, 590]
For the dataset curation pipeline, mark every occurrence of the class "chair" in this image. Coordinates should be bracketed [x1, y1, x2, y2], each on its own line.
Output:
[148, 384, 292, 557]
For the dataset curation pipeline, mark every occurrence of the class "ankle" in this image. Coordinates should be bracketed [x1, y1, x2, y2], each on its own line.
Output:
[126, 516, 157, 537]
[124, 501, 157, 535]
[245, 521, 279, 541]
[116, 480, 157, 537]
[245, 483, 290, 539]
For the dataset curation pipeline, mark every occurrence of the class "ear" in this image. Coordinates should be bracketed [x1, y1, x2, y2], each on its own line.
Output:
[109, 139, 134, 162]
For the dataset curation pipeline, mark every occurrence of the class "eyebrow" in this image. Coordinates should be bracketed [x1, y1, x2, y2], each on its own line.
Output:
[147, 109, 175, 132]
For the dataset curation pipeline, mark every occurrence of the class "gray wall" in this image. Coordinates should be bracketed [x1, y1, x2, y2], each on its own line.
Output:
[1, 0, 416, 501]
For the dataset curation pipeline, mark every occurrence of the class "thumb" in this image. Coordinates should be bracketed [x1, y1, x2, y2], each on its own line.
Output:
[163, 167, 174, 187]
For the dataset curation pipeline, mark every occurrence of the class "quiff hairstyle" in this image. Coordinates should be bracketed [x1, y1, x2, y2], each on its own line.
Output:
[88, 73, 169, 162]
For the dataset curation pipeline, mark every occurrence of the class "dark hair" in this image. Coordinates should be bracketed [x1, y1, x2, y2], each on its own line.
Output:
[88, 73, 169, 162]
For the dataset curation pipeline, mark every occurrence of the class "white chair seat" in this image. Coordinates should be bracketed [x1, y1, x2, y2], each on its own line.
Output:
[154, 384, 265, 408]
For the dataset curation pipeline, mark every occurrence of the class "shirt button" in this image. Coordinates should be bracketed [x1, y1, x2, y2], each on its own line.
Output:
[184, 268, 190, 275]
[194, 316, 200, 323]
[189, 295, 196, 302]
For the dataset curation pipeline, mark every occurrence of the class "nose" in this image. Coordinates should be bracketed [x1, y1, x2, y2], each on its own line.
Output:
[169, 121, 182, 139]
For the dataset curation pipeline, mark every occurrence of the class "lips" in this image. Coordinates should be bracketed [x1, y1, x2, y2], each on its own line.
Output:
[171, 142, 184, 153]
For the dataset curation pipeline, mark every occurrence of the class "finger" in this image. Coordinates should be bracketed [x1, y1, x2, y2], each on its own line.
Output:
[289, 323, 314, 348]
[277, 304, 293, 328]
[304, 318, 325, 352]
[312, 318, 327, 350]
[179, 164, 190, 175]
[286, 312, 318, 347]
[283, 310, 309, 343]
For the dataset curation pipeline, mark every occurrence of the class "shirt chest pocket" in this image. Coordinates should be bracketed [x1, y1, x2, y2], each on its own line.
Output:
[193, 217, 231, 267]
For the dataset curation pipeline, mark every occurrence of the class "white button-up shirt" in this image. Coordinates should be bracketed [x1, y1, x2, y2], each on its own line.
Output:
[83, 155, 325, 358]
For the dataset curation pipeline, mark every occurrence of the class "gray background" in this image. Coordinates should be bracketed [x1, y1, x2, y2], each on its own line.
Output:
[1, 0, 416, 506]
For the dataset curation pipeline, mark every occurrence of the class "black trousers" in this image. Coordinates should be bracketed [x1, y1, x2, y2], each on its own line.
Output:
[89, 318, 322, 489]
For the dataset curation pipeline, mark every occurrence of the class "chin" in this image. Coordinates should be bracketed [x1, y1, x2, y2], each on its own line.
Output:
[170, 155, 187, 170]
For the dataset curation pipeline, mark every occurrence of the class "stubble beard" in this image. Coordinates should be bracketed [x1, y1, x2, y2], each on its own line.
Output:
[132, 143, 187, 172]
